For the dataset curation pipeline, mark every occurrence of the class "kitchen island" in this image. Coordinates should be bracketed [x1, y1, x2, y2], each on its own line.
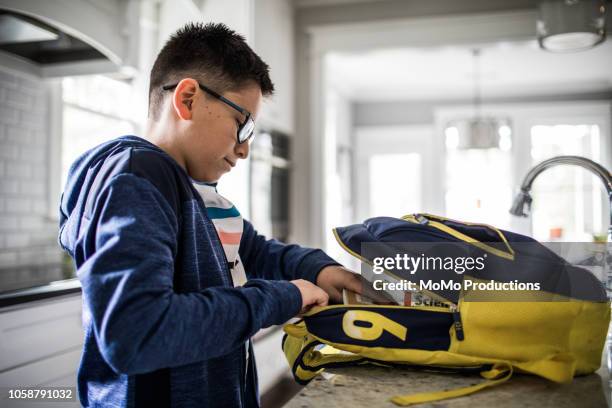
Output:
[284, 365, 609, 408]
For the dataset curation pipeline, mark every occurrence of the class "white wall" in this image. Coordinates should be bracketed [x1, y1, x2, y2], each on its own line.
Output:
[354, 125, 437, 219]
[322, 88, 354, 262]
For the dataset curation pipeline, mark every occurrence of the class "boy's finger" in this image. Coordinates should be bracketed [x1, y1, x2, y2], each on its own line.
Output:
[317, 290, 330, 306]
[345, 273, 364, 294]
[325, 286, 342, 303]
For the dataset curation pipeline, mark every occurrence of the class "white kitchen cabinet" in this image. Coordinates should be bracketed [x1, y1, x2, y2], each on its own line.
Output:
[253, 0, 295, 135]
[0, 294, 82, 407]
[187, 0, 295, 133]
[253, 326, 292, 395]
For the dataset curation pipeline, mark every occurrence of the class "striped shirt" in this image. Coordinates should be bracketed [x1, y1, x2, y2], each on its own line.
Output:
[193, 181, 252, 378]
[194, 182, 248, 287]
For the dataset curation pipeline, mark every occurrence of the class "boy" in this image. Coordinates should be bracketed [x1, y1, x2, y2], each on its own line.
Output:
[59, 22, 362, 407]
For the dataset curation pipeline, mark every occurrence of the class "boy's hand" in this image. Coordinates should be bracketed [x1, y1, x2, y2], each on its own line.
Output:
[316, 266, 363, 303]
[291, 279, 329, 314]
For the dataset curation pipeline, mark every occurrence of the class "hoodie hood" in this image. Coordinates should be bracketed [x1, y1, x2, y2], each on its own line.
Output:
[58, 135, 169, 255]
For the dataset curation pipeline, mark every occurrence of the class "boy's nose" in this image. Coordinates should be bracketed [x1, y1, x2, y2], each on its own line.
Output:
[235, 139, 249, 159]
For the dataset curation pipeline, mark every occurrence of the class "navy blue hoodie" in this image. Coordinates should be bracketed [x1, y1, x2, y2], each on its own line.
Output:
[59, 136, 338, 407]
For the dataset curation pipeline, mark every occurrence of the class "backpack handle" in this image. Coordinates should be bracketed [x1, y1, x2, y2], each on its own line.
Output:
[402, 213, 515, 261]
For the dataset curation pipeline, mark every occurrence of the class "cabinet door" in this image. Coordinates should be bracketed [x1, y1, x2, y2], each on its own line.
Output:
[253, 0, 295, 134]
[0, 295, 82, 393]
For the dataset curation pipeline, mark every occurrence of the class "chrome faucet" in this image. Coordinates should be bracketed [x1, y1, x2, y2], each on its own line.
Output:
[510, 155, 612, 241]
[510, 155, 612, 294]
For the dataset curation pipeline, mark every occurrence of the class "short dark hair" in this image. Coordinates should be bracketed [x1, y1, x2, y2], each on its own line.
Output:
[148, 22, 274, 119]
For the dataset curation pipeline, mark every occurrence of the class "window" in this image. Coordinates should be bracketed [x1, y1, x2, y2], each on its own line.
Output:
[61, 75, 138, 187]
[529, 124, 605, 241]
[445, 147, 513, 230]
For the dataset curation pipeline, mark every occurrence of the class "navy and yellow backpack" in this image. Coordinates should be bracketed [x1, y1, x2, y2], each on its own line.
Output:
[282, 213, 610, 406]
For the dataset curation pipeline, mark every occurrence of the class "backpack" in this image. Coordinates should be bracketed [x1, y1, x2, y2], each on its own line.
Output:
[282, 213, 610, 406]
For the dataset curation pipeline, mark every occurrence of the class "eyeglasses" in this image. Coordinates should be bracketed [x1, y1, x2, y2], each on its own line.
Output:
[162, 82, 255, 144]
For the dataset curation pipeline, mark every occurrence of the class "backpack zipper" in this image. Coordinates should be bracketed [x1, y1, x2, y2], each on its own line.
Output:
[449, 303, 465, 341]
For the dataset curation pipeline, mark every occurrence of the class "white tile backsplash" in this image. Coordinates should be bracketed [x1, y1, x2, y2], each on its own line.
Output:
[0, 68, 63, 287]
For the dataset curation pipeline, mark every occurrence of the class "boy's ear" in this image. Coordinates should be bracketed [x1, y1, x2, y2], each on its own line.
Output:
[172, 78, 198, 120]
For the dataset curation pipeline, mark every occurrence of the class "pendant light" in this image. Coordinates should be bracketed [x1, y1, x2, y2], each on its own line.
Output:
[444, 49, 512, 151]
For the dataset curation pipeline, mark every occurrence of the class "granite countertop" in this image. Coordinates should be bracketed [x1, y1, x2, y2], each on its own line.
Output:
[284, 365, 610, 408]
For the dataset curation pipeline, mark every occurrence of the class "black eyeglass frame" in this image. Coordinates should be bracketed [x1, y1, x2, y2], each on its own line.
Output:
[162, 82, 255, 144]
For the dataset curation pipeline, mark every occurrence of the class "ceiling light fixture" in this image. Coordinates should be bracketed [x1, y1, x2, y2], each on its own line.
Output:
[445, 49, 512, 151]
[537, 0, 607, 52]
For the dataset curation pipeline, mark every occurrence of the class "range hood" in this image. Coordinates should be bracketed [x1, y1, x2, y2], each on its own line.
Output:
[0, 12, 108, 64]
[0, 0, 139, 78]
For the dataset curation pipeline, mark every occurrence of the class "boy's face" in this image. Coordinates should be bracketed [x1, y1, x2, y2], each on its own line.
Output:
[175, 80, 262, 182]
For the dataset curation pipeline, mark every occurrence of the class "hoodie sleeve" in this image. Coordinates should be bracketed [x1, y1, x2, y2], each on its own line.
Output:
[79, 173, 302, 375]
[239, 219, 340, 284]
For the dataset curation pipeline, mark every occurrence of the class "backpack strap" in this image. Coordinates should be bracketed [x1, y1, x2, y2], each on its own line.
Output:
[390, 361, 513, 406]
[402, 213, 515, 261]
[282, 321, 366, 384]
[283, 320, 517, 406]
